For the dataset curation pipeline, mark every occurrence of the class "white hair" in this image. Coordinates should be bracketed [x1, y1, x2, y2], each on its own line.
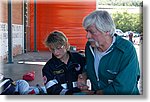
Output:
[83, 10, 116, 36]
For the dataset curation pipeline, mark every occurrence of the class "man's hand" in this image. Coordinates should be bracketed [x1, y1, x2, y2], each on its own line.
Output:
[78, 83, 89, 91]
[77, 73, 94, 95]
[81, 90, 95, 95]
[94, 90, 103, 95]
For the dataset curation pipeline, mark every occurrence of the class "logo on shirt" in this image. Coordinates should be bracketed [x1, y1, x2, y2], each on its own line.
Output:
[53, 69, 64, 75]
[75, 64, 81, 71]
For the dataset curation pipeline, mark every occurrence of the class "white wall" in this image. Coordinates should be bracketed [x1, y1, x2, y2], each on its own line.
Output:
[0, 22, 24, 61]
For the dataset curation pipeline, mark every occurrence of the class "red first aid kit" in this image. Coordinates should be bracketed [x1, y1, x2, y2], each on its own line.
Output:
[23, 71, 35, 81]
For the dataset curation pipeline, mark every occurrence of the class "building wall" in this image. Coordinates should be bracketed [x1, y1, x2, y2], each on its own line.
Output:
[0, 0, 23, 24]
[0, 0, 96, 61]
[0, 0, 24, 61]
[29, 0, 96, 51]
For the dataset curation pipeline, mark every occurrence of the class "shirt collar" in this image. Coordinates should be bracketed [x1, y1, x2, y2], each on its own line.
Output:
[89, 36, 116, 57]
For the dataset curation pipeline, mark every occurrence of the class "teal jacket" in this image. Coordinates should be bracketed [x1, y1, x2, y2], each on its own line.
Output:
[84, 35, 140, 95]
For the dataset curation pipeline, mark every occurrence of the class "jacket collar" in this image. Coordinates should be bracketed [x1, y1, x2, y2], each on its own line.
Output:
[88, 34, 126, 53]
[51, 51, 78, 65]
[113, 34, 128, 53]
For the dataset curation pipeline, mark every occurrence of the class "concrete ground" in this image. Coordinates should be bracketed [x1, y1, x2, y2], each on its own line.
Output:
[1, 43, 143, 94]
[1, 51, 52, 86]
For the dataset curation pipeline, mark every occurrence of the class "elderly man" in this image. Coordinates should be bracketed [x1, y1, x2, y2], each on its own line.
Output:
[77, 10, 140, 95]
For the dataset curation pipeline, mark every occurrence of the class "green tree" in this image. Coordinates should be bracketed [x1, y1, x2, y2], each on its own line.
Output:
[98, 0, 143, 7]
[112, 12, 143, 33]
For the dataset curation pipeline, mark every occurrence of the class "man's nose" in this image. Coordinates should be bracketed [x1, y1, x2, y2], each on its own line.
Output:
[86, 32, 91, 39]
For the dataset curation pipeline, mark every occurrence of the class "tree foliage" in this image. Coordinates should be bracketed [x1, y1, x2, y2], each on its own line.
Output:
[98, 0, 143, 7]
[112, 12, 143, 33]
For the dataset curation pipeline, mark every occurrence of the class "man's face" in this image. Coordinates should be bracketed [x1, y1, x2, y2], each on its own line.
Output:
[85, 25, 106, 48]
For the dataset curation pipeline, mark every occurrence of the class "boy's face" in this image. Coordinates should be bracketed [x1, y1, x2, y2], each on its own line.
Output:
[49, 44, 67, 59]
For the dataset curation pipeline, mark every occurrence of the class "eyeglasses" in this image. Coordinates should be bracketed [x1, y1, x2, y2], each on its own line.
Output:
[49, 45, 65, 53]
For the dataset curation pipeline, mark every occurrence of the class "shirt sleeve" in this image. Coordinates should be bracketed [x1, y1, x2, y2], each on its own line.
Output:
[42, 64, 66, 95]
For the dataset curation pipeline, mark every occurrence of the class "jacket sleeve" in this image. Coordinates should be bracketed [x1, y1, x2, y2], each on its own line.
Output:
[83, 42, 90, 73]
[42, 64, 66, 95]
[103, 44, 140, 95]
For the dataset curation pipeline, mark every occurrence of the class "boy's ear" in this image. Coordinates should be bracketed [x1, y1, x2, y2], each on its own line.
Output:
[66, 43, 70, 51]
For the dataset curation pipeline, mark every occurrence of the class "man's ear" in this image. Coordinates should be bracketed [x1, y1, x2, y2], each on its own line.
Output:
[106, 31, 110, 35]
